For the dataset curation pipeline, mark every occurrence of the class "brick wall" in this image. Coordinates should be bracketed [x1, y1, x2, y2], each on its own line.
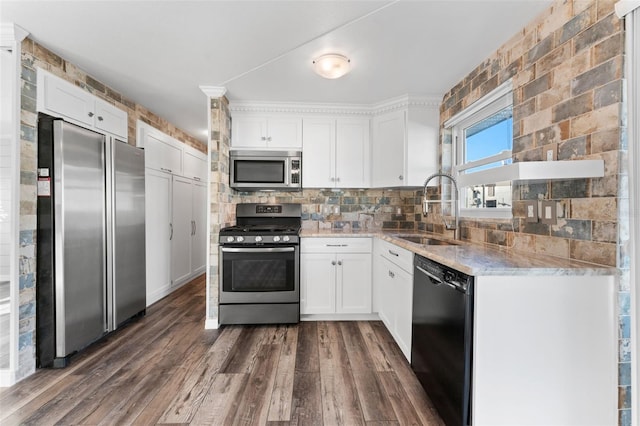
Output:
[437, 0, 623, 268]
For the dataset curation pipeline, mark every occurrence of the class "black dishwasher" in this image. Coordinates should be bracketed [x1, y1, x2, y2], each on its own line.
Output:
[412, 254, 474, 426]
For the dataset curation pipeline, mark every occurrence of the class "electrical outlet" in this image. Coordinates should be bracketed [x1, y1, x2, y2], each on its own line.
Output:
[524, 200, 538, 222]
[545, 144, 557, 161]
[540, 200, 557, 225]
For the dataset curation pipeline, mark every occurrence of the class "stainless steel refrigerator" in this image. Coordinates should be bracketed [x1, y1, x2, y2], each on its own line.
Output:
[36, 115, 146, 368]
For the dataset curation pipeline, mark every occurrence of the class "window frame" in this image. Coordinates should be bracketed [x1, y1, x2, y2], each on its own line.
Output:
[444, 80, 514, 219]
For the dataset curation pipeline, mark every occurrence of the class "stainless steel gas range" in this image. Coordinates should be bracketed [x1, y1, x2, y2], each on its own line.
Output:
[218, 203, 301, 325]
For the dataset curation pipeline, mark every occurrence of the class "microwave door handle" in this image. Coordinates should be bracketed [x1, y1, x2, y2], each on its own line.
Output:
[284, 158, 291, 186]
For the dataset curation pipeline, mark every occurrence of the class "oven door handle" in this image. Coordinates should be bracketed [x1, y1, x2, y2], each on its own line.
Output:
[220, 247, 296, 253]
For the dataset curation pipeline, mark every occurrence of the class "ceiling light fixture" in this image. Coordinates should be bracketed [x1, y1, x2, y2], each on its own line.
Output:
[312, 53, 351, 79]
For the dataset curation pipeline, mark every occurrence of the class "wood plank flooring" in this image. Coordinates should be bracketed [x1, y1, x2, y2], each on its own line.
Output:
[0, 275, 444, 425]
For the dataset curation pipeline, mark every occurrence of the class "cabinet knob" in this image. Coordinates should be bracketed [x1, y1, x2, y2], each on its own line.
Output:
[331, 260, 336, 266]
[389, 270, 395, 278]
[337, 260, 342, 266]
[330, 177, 335, 182]
[261, 136, 267, 141]
[88, 112, 94, 117]
[398, 175, 403, 181]
[97, 116, 104, 121]
[336, 177, 340, 182]
[267, 136, 272, 141]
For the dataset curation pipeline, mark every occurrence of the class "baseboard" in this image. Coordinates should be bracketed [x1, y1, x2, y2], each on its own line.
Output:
[301, 313, 381, 321]
[0, 369, 16, 387]
[204, 318, 219, 329]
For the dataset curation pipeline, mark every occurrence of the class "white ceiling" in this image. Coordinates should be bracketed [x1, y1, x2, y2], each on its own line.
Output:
[1, 0, 552, 143]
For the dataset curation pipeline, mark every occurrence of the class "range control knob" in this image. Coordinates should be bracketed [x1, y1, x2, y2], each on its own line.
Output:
[226, 236, 235, 242]
[255, 236, 263, 242]
[273, 236, 281, 242]
[236, 236, 244, 242]
[282, 235, 290, 242]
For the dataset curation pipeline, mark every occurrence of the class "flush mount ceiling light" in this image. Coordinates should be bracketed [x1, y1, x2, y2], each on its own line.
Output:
[312, 53, 351, 79]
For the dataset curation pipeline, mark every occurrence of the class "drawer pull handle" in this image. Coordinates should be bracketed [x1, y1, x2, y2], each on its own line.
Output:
[388, 250, 399, 256]
[326, 244, 347, 247]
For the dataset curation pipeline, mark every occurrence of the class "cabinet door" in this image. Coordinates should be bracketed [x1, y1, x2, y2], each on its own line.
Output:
[267, 117, 303, 148]
[144, 132, 183, 175]
[336, 253, 372, 314]
[183, 147, 207, 181]
[145, 168, 172, 306]
[302, 118, 335, 188]
[231, 116, 267, 148]
[190, 181, 207, 275]
[300, 253, 336, 314]
[94, 98, 128, 139]
[394, 266, 413, 362]
[171, 176, 193, 286]
[336, 118, 370, 188]
[372, 110, 405, 187]
[39, 70, 94, 127]
[378, 256, 395, 331]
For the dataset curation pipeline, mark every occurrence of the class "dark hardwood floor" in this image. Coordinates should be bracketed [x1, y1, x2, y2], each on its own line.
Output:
[0, 275, 444, 425]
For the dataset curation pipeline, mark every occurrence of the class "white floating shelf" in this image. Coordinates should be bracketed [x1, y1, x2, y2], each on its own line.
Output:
[457, 160, 605, 187]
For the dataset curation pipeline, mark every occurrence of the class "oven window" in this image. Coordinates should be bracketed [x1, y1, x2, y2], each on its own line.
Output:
[234, 160, 285, 183]
[222, 250, 295, 292]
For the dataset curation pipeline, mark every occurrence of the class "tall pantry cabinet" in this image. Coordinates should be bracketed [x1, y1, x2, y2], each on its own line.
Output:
[137, 121, 208, 306]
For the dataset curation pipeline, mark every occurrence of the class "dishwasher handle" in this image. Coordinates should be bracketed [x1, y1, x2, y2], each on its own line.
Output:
[416, 265, 443, 284]
[416, 265, 461, 291]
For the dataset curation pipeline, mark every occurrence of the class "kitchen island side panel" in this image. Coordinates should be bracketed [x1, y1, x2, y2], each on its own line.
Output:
[472, 274, 617, 426]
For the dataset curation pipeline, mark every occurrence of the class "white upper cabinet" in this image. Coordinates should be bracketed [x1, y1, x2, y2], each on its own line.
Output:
[139, 124, 183, 175]
[303, 117, 369, 188]
[371, 104, 439, 187]
[94, 97, 128, 139]
[37, 68, 128, 140]
[231, 115, 302, 149]
[137, 120, 207, 180]
[183, 145, 208, 182]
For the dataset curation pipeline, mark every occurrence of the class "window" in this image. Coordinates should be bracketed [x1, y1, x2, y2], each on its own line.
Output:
[445, 81, 513, 218]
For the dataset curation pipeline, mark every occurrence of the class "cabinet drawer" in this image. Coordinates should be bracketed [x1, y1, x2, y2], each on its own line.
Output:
[301, 237, 372, 253]
[377, 238, 413, 273]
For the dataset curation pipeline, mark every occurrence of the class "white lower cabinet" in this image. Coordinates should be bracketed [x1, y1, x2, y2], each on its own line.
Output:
[190, 182, 207, 275]
[373, 238, 414, 361]
[171, 176, 194, 285]
[145, 169, 172, 305]
[145, 171, 207, 306]
[300, 238, 372, 315]
[171, 176, 207, 287]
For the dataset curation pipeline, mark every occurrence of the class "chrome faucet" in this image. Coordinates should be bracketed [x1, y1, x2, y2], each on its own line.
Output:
[422, 172, 460, 240]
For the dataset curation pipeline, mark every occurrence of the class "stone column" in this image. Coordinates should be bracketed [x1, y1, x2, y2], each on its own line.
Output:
[200, 87, 234, 328]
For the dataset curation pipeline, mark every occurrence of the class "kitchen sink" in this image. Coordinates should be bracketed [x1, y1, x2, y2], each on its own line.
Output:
[396, 235, 459, 246]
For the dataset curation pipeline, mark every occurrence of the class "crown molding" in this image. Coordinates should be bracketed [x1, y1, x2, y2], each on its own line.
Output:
[371, 94, 441, 115]
[200, 86, 227, 98]
[229, 93, 441, 117]
[229, 101, 372, 116]
[0, 23, 29, 47]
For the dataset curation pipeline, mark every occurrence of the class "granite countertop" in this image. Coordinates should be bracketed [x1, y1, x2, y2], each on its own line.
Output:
[300, 229, 616, 276]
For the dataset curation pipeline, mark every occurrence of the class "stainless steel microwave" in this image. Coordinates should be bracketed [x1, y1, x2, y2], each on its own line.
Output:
[229, 150, 302, 191]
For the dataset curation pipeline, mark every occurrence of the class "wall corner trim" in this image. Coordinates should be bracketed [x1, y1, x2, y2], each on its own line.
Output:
[204, 318, 219, 329]
[616, 0, 640, 17]
[0, 22, 29, 46]
[200, 86, 227, 98]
